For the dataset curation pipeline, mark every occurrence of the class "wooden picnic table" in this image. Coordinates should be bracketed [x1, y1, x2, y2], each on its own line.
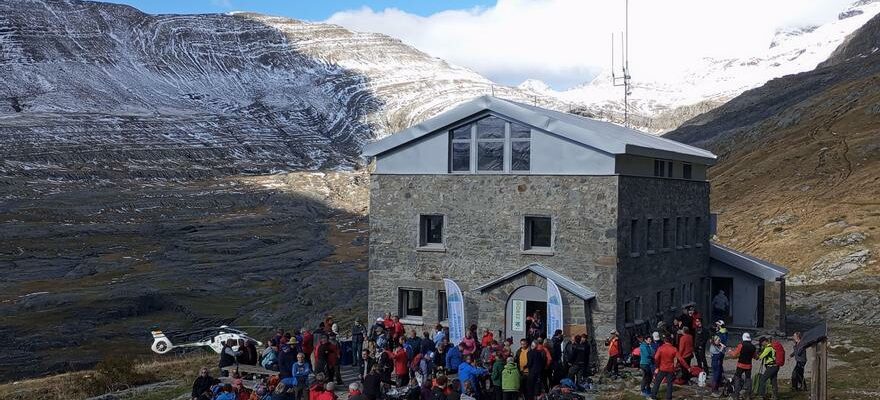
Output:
[218, 376, 260, 390]
[221, 364, 278, 377]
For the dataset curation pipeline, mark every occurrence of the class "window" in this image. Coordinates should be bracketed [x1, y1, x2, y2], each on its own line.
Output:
[629, 219, 639, 255]
[449, 116, 532, 173]
[695, 217, 703, 246]
[437, 290, 448, 322]
[646, 218, 654, 252]
[684, 217, 691, 247]
[419, 214, 444, 247]
[675, 217, 683, 248]
[653, 159, 664, 177]
[624, 299, 634, 323]
[524, 216, 552, 251]
[450, 124, 472, 172]
[688, 282, 695, 303]
[510, 122, 531, 171]
[476, 116, 505, 171]
[683, 163, 693, 179]
[667, 161, 674, 178]
[635, 297, 642, 320]
[398, 288, 423, 318]
[655, 291, 662, 314]
[662, 218, 671, 249]
[669, 287, 676, 308]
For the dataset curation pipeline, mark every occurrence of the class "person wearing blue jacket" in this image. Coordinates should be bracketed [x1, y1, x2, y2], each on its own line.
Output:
[281, 352, 312, 400]
[457, 355, 488, 396]
[446, 343, 464, 374]
[638, 335, 656, 397]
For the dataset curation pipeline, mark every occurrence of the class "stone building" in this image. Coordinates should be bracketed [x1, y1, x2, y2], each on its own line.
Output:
[362, 95, 787, 358]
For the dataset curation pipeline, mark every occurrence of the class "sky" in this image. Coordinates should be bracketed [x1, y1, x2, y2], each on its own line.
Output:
[102, 0, 854, 90]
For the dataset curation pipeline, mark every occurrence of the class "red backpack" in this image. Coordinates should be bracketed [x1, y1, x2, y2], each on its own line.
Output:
[772, 340, 785, 367]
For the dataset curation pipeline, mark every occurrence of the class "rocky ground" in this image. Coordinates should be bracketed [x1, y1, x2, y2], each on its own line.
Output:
[0, 171, 370, 380]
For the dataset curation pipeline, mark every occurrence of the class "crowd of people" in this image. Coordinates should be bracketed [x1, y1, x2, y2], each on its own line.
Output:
[190, 308, 809, 400]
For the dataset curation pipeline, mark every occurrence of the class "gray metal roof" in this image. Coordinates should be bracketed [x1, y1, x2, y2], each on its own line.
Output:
[363, 95, 717, 165]
[473, 263, 597, 301]
[710, 242, 789, 281]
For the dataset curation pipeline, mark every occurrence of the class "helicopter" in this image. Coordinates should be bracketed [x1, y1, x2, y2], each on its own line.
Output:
[150, 325, 266, 355]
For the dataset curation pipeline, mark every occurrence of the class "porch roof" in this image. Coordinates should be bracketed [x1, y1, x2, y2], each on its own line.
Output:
[710, 242, 788, 281]
[473, 263, 597, 301]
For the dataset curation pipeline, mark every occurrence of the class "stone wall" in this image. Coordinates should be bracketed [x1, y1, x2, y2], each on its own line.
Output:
[763, 279, 785, 333]
[615, 176, 711, 350]
[368, 174, 619, 341]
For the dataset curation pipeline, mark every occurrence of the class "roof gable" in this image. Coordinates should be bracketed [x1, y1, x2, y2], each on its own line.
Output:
[363, 95, 717, 165]
[710, 242, 788, 281]
[474, 263, 597, 301]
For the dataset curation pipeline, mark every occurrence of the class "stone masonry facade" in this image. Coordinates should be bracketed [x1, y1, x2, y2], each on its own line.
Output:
[368, 174, 620, 341]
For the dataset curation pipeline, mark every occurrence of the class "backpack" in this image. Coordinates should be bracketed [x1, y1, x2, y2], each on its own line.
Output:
[410, 352, 424, 371]
[771, 341, 785, 367]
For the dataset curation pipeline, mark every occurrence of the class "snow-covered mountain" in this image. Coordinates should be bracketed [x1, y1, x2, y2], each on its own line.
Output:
[0, 0, 562, 178]
[519, 0, 880, 132]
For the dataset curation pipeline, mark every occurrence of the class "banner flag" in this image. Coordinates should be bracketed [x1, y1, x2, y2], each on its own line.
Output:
[443, 278, 466, 345]
[547, 279, 563, 336]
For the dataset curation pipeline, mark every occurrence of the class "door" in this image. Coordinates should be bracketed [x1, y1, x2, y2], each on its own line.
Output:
[506, 285, 546, 343]
[710, 277, 733, 323]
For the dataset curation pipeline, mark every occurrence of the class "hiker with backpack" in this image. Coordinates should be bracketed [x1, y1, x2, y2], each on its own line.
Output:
[490, 351, 506, 400]
[756, 337, 780, 400]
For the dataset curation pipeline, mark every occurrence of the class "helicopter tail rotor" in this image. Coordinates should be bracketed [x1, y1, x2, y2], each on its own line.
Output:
[150, 330, 173, 354]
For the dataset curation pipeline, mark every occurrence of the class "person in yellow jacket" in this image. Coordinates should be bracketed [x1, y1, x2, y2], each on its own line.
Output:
[756, 337, 779, 400]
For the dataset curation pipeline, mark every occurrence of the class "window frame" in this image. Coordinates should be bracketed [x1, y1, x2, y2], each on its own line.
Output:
[684, 216, 691, 248]
[509, 122, 531, 172]
[662, 217, 671, 251]
[646, 218, 655, 254]
[449, 123, 474, 173]
[437, 290, 448, 322]
[629, 218, 640, 257]
[417, 214, 446, 251]
[683, 163, 693, 179]
[675, 216, 683, 249]
[522, 215, 554, 254]
[695, 216, 703, 247]
[475, 116, 506, 173]
[398, 288, 424, 320]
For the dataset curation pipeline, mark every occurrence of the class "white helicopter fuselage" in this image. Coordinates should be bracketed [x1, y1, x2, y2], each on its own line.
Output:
[150, 328, 261, 354]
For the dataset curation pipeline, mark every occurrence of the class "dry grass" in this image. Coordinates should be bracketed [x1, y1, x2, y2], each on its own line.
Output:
[0, 352, 215, 400]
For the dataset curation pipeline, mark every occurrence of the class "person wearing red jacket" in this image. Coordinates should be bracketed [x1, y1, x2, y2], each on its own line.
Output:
[391, 315, 405, 340]
[604, 330, 621, 377]
[392, 337, 410, 386]
[383, 313, 394, 330]
[651, 336, 685, 400]
[678, 327, 694, 365]
[317, 382, 338, 400]
[302, 330, 314, 362]
[481, 329, 495, 348]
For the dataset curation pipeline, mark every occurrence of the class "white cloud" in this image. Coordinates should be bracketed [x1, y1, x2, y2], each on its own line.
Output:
[325, 0, 853, 89]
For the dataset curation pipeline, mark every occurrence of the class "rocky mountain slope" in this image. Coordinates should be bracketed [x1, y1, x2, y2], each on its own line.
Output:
[0, 0, 561, 179]
[525, 0, 880, 132]
[665, 12, 880, 292]
[0, 0, 568, 380]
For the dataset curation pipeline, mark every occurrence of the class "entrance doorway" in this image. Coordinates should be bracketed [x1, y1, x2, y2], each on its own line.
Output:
[525, 300, 547, 341]
[506, 285, 546, 343]
[711, 277, 733, 323]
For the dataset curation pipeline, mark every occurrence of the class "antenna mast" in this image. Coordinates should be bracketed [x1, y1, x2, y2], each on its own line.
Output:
[611, 0, 632, 127]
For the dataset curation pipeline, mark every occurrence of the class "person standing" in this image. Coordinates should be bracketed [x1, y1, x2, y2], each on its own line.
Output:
[712, 290, 729, 323]
[638, 335, 655, 398]
[693, 319, 710, 372]
[550, 330, 564, 386]
[490, 351, 505, 400]
[709, 336, 726, 395]
[352, 320, 366, 368]
[219, 339, 242, 376]
[363, 366, 382, 400]
[291, 352, 313, 400]
[514, 339, 530, 399]
[457, 355, 488, 398]
[651, 336, 679, 400]
[446, 343, 464, 374]
[728, 333, 757, 400]
[525, 341, 545, 400]
[604, 330, 620, 378]
[678, 327, 695, 367]
[566, 334, 587, 383]
[791, 332, 807, 392]
[393, 337, 410, 386]
[500, 357, 520, 400]
[756, 337, 779, 400]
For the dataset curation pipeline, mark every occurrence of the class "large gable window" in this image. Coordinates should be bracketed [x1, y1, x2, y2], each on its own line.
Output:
[448, 115, 532, 173]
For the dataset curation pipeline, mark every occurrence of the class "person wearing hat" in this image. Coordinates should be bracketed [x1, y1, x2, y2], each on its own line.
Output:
[278, 343, 297, 380]
[714, 320, 729, 345]
[727, 332, 756, 400]
[604, 329, 620, 378]
[756, 337, 779, 400]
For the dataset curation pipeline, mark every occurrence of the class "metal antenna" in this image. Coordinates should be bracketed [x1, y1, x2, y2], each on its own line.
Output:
[611, 0, 632, 127]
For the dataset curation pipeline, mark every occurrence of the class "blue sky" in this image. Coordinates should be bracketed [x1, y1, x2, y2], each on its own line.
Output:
[101, 1, 494, 21]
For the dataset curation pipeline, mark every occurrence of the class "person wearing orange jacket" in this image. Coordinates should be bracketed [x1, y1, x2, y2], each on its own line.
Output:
[678, 327, 694, 365]
[604, 330, 621, 377]
[481, 329, 495, 349]
[651, 335, 687, 400]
